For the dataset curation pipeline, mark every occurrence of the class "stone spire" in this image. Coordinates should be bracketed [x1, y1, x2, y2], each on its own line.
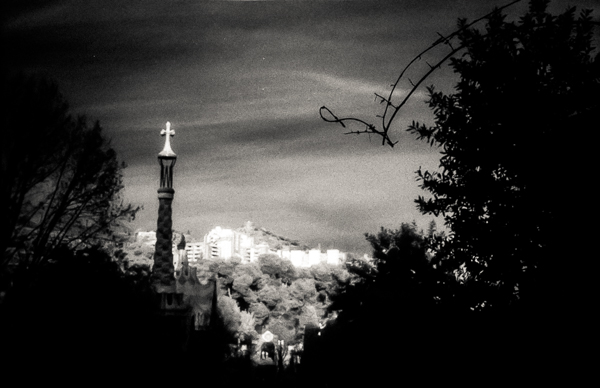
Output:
[152, 122, 178, 294]
[148, 121, 217, 349]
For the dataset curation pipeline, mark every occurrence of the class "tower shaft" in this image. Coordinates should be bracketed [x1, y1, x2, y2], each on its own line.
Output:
[152, 187, 175, 292]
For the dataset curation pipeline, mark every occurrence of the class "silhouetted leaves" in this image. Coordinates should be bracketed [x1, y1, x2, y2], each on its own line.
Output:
[408, 0, 599, 311]
[1, 74, 139, 294]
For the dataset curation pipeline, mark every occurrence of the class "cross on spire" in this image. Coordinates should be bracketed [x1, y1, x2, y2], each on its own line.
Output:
[159, 121, 176, 157]
[161, 121, 175, 137]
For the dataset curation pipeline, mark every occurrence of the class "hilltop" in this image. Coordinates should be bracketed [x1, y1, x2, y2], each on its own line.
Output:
[235, 222, 310, 251]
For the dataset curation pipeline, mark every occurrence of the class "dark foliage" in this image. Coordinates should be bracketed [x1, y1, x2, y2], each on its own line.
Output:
[258, 253, 297, 285]
[1, 73, 139, 296]
[0, 245, 156, 383]
[408, 0, 598, 312]
[315, 2, 598, 383]
[321, 224, 454, 383]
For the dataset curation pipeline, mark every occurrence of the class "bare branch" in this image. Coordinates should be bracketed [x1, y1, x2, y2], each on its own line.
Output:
[383, 46, 464, 131]
[320, 107, 398, 147]
[374, 93, 398, 109]
[319, 0, 523, 147]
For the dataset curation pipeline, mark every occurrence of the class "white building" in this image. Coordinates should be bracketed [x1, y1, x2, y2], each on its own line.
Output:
[203, 226, 259, 262]
[136, 231, 156, 245]
[195, 225, 345, 268]
[185, 242, 203, 262]
[326, 249, 340, 265]
[309, 249, 321, 267]
[290, 250, 305, 267]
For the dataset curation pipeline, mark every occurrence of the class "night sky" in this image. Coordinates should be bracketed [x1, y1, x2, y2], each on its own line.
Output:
[4, 0, 597, 253]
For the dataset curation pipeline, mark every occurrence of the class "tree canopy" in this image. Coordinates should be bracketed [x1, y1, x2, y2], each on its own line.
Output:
[1, 74, 139, 292]
[321, 0, 598, 312]
[408, 0, 599, 310]
[316, 1, 598, 380]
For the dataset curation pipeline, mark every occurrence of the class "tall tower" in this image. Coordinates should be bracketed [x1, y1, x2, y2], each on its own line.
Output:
[152, 122, 178, 296]
[149, 122, 217, 356]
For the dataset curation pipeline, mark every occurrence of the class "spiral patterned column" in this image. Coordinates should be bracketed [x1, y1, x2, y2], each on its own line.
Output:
[152, 187, 175, 292]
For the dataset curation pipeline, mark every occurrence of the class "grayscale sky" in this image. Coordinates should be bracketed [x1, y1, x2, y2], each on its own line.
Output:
[4, 0, 597, 253]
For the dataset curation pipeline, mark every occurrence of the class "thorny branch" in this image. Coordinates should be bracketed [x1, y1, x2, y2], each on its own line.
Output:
[319, 0, 523, 147]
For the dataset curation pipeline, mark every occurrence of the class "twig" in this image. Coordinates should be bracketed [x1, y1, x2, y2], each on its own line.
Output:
[319, 0, 523, 147]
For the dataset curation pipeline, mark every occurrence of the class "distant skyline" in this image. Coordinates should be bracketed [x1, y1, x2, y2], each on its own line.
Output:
[4, 0, 598, 253]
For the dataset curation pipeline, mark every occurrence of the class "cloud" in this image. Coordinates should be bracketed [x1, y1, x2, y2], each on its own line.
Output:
[299, 70, 427, 99]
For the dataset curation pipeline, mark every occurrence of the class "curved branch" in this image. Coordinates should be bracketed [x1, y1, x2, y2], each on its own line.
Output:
[320, 106, 398, 147]
[320, 0, 523, 148]
[383, 45, 464, 131]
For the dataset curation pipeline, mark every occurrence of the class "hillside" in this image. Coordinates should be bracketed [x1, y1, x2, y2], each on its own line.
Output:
[235, 222, 310, 251]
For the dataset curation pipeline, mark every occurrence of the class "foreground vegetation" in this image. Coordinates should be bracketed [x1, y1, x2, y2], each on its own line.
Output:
[2, 0, 597, 385]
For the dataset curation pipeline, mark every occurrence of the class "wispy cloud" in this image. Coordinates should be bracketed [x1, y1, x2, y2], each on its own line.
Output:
[298, 71, 427, 99]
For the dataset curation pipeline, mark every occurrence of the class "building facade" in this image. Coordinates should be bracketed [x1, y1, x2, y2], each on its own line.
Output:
[137, 224, 346, 268]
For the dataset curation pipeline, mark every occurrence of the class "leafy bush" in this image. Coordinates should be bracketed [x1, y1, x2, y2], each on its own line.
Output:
[182, 252, 351, 347]
[239, 310, 256, 336]
[249, 302, 270, 325]
[289, 278, 317, 304]
[257, 285, 282, 309]
[217, 294, 241, 335]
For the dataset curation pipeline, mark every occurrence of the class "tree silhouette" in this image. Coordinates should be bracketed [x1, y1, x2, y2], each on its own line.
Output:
[1, 74, 139, 293]
[327, 223, 451, 328]
[1, 244, 156, 383]
[408, 1, 599, 311]
[319, 1, 598, 380]
[321, 0, 598, 311]
[317, 223, 457, 386]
